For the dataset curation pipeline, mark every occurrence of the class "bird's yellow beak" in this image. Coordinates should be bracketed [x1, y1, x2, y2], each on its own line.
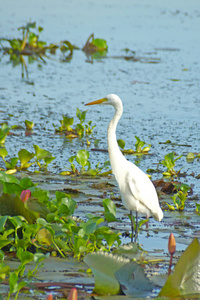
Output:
[85, 97, 107, 106]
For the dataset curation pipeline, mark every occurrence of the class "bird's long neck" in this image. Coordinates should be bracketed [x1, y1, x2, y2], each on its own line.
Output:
[107, 107, 126, 177]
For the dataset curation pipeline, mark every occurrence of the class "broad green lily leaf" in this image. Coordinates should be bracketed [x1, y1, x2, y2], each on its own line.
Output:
[0, 171, 19, 184]
[0, 193, 36, 224]
[24, 197, 49, 219]
[19, 177, 35, 189]
[1, 182, 24, 196]
[159, 238, 200, 297]
[115, 261, 153, 296]
[84, 251, 130, 295]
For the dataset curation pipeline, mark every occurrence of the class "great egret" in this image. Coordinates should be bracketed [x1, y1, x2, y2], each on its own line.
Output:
[85, 94, 163, 243]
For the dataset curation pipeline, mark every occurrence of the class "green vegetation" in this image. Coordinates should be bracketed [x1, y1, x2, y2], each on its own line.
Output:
[64, 149, 110, 176]
[0, 144, 55, 172]
[160, 152, 182, 176]
[53, 108, 95, 138]
[117, 136, 151, 154]
[166, 183, 190, 211]
[0, 21, 108, 78]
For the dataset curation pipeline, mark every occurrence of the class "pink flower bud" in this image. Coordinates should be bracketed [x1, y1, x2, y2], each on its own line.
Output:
[168, 233, 176, 255]
[69, 288, 78, 300]
[46, 294, 53, 300]
[20, 189, 31, 202]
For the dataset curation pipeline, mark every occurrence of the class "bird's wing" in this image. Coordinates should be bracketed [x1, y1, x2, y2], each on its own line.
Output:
[125, 164, 158, 213]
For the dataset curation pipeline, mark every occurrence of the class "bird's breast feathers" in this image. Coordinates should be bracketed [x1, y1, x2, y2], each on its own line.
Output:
[119, 162, 162, 219]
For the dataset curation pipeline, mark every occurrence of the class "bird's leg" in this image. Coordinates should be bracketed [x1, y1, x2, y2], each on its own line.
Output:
[134, 211, 138, 243]
[130, 210, 134, 243]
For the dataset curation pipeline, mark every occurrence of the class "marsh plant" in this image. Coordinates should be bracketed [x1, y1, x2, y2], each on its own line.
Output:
[65, 149, 110, 176]
[0, 145, 55, 172]
[117, 136, 151, 154]
[161, 152, 182, 177]
[54, 108, 95, 138]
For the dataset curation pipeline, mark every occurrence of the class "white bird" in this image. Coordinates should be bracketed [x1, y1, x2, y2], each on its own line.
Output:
[85, 94, 163, 243]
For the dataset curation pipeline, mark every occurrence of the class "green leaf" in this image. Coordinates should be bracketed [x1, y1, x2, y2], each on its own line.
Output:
[84, 252, 130, 295]
[24, 197, 49, 219]
[103, 198, 116, 216]
[60, 115, 74, 131]
[0, 194, 36, 224]
[0, 124, 10, 144]
[25, 119, 34, 130]
[117, 139, 125, 149]
[34, 145, 53, 160]
[159, 238, 200, 297]
[186, 152, 195, 162]
[0, 148, 8, 159]
[17, 248, 34, 265]
[76, 149, 89, 167]
[102, 199, 118, 222]
[19, 177, 35, 189]
[36, 228, 52, 246]
[0, 263, 10, 279]
[5, 157, 18, 169]
[18, 149, 35, 168]
[83, 219, 97, 235]
[91, 38, 108, 51]
[1, 182, 23, 196]
[57, 197, 77, 216]
[115, 261, 153, 296]
[76, 108, 87, 124]
[0, 239, 11, 249]
[9, 272, 19, 293]
[0, 171, 19, 184]
[0, 216, 8, 232]
[104, 212, 118, 222]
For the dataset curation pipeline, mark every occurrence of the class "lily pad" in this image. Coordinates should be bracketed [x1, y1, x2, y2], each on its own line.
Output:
[159, 238, 200, 297]
[115, 261, 153, 297]
[84, 251, 130, 295]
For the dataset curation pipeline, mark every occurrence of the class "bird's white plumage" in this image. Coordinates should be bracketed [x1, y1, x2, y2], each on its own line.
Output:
[85, 94, 163, 240]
